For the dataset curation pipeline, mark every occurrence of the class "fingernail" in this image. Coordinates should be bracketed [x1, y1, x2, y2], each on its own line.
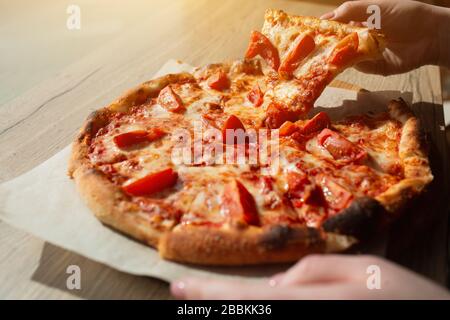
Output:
[171, 280, 187, 298]
[320, 12, 335, 20]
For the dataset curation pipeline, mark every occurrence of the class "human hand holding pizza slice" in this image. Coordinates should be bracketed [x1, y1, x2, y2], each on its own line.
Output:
[321, 0, 450, 75]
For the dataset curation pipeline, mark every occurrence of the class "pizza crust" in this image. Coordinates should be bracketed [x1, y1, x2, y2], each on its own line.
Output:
[322, 197, 385, 240]
[375, 98, 433, 213]
[159, 225, 353, 265]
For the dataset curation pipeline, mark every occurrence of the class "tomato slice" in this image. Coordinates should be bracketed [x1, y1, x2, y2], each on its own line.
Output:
[245, 31, 280, 70]
[318, 128, 367, 163]
[316, 174, 353, 212]
[207, 71, 230, 91]
[279, 33, 315, 76]
[299, 112, 331, 135]
[157, 85, 185, 113]
[114, 130, 150, 148]
[222, 179, 259, 226]
[265, 102, 297, 129]
[122, 168, 178, 196]
[279, 121, 299, 136]
[146, 127, 166, 141]
[113, 128, 165, 149]
[287, 171, 325, 208]
[287, 171, 309, 199]
[247, 84, 264, 107]
[329, 32, 359, 67]
[222, 114, 246, 144]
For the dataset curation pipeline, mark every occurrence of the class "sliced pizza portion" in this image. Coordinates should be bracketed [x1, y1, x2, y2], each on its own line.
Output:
[244, 9, 385, 127]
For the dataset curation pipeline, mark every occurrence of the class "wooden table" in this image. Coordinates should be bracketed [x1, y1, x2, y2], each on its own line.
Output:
[0, 0, 448, 299]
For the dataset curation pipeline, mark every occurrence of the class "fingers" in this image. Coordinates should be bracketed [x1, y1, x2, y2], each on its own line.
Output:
[171, 278, 296, 300]
[321, 1, 372, 23]
[279, 254, 380, 286]
[171, 277, 367, 300]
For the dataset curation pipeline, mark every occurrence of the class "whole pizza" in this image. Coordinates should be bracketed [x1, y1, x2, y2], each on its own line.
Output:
[68, 9, 433, 265]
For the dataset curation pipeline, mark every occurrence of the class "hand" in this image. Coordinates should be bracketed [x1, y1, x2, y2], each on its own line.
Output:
[170, 255, 450, 299]
[321, 0, 450, 75]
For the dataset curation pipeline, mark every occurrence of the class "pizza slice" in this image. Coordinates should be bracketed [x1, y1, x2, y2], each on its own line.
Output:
[244, 9, 385, 128]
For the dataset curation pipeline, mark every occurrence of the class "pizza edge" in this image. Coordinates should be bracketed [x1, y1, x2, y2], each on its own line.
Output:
[374, 98, 434, 213]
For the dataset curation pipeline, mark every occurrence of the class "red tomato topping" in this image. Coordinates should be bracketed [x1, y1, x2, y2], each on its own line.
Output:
[222, 180, 260, 226]
[114, 130, 150, 148]
[279, 33, 315, 76]
[265, 102, 298, 129]
[287, 172, 325, 208]
[299, 112, 331, 135]
[222, 114, 246, 144]
[207, 71, 230, 91]
[287, 171, 309, 199]
[316, 174, 353, 212]
[329, 32, 359, 67]
[245, 31, 280, 70]
[259, 176, 273, 194]
[122, 168, 178, 196]
[279, 121, 299, 137]
[318, 128, 367, 163]
[247, 84, 264, 107]
[157, 85, 185, 113]
[113, 128, 166, 149]
[146, 128, 166, 141]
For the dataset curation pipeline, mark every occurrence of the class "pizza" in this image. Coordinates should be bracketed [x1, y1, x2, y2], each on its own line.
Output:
[68, 10, 433, 265]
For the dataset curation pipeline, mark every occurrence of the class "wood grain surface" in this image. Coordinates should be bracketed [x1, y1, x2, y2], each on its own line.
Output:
[0, 0, 448, 299]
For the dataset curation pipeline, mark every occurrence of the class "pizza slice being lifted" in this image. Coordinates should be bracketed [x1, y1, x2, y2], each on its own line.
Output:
[245, 9, 385, 128]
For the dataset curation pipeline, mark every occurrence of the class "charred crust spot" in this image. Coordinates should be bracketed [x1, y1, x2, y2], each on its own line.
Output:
[322, 197, 385, 239]
[260, 225, 320, 250]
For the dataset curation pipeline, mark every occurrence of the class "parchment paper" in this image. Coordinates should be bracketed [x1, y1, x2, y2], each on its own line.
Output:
[0, 60, 411, 283]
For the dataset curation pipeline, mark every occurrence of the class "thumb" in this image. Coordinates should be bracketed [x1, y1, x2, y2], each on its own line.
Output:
[321, 1, 371, 23]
